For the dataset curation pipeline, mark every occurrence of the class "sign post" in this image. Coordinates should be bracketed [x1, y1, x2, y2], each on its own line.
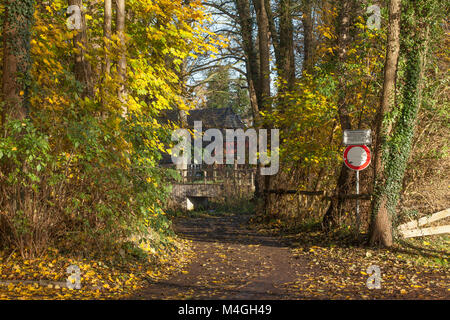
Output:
[343, 141, 371, 232]
[343, 129, 372, 146]
[356, 170, 360, 231]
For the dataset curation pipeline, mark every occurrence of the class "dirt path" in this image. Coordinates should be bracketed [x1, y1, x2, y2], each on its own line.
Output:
[130, 214, 310, 299]
[130, 213, 449, 300]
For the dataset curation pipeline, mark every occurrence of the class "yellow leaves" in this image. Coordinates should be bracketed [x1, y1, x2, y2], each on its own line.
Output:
[0, 240, 187, 299]
[318, 25, 336, 40]
[411, 284, 423, 288]
[355, 22, 366, 30]
[323, 31, 335, 40]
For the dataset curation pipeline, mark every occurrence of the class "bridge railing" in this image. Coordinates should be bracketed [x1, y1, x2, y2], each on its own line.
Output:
[176, 167, 256, 185]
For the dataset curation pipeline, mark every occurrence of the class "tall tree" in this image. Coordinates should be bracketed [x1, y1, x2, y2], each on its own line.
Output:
[277, 0, 296, 90]
[370, 0, 402, 246]
[253, 0, 271, 110]
[104, 0, 112, 76]
[370, 0, 439, 246]
[234, 0, 260, 124]
[302, 0, 315, 73]
[1, 0, 35, 124]
[230, 75, 251, 116]
[205, 67, 232, 109]
[322, 0, 355, 230]
[116, 0, 127, 116]
[69, 0, 93, 98]
[234, 0, 265, 199]
[253, 0, 273, 211]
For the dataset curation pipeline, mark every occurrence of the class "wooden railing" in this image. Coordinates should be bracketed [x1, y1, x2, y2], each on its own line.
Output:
[265, 189, 372, 201]
[170, 167, 372, 201]
[175, 167, 256, 185]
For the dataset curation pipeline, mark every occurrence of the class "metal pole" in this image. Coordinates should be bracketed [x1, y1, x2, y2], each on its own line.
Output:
[356, 170, 360, 232]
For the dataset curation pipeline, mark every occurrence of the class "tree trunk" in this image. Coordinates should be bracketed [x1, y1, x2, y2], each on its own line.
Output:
[100, 0, 112, 113]
[302, 0, 315, 73]
[278, 0, 295, 90]
[264, 0, 279, 65]
[235, 0, 263, 198]
[69, 0, 93, 98]
[253, 0, 273, 213]
[370, 0, 402, 246]
[322, 0, 355, 230]
[253, 0, 271, 110]
[265, 0, 296, 90]
[116, 0, 127, 116]
[104, 0, 112, 76]
[1, 0, 35, 124]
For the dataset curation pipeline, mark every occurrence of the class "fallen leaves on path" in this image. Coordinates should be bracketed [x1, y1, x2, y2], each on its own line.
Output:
[257, 223, 449, 300]
[132, 213, 449, 300]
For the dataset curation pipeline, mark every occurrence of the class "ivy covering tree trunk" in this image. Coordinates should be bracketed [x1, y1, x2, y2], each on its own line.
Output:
[370, 0, 402, 246]
[370, 0, 439, 246]
[1, 0, 35, 124]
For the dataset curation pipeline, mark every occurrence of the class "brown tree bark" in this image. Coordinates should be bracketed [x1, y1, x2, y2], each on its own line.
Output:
[100, 0, 112, 113]
[69, 0, 93, 98]
[322, 0, 355, 230]
[264, 0, 279, 64]
[104, 0, 112, 76]
[370, 0, 402, 246]
[265, 0, 295, 90]
[235, 0, 262, 198]
[253, 0, 273, 214]
[235, 0, 261, 122]
[1, 1, 35, 124]
[116, 0, 127, 116]
[302, 0, 315, 73]
[278, 0, 295, 90]
[253, 0, 271, 110]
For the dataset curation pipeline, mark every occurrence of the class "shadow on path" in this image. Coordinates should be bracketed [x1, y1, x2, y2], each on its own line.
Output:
[129, 213, 311, 299]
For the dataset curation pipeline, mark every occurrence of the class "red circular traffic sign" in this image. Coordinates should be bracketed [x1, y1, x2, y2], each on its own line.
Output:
[343, 145, 371, 171]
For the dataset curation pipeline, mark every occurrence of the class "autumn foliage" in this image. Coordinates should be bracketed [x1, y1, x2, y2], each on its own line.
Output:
[0, 0, 217, 258]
